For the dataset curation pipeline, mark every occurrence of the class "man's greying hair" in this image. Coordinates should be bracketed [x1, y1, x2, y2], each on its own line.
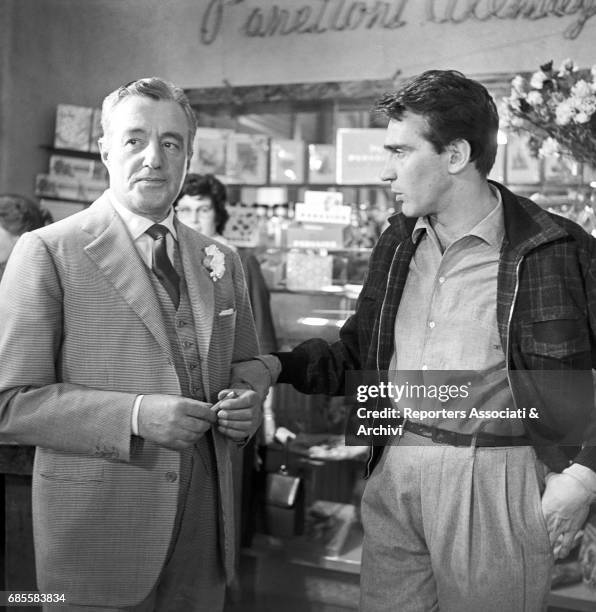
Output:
[375, 70, 499, 177]
[100, 77, 197, 155]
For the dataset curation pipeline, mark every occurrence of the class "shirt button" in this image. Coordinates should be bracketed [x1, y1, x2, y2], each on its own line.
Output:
[165, 471, 178, 482]
[177, 320, 187, 328]
[422, 365, 428, 371]
[438, 276, 445, 284]
[428, 321, 435, 329]
[182, 340, 193, 348]
[189, 363, 198, 370]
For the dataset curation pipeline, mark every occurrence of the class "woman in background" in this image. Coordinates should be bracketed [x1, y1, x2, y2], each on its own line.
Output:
[0, 194, 52, 280]
[176, 173, 236, 250]
[176, 173, 277, 353]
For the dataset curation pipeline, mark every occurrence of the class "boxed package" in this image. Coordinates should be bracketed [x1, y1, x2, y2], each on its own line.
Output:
[286, 250, 333, 291]
[336, 128, 386, 185]
[189, 127, 232, 177]
[296, 194, 350, 225]
[226, 133, 268, 185]
[54, 104, 94, 151]
[36, 174, 106, 203]
[49, 155, 107, 183]
[308, 144, 336, 184]
[224, 205, 261, 247]
[270, 139, 305, 184]
[286, 221, 348, 249]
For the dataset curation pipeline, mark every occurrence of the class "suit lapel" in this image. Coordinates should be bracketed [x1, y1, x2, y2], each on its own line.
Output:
[82, 194, 174, 363]
[177, 221, 215, 389]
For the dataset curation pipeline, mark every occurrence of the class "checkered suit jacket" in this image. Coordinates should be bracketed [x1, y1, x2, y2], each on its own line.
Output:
[0, 193, 259, 606]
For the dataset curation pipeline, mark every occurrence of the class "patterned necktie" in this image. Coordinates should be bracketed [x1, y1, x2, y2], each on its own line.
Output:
[145, 224, 180, 308]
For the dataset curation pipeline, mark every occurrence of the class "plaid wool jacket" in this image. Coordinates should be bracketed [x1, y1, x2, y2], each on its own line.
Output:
[278, 181, 596, 476]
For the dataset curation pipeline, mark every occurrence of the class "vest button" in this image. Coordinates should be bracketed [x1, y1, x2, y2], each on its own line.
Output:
[165, 471, 178, 482]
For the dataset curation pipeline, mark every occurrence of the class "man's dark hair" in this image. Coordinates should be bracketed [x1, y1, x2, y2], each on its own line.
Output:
[177, 173, 229, 235]
[375, 70, 499, 176]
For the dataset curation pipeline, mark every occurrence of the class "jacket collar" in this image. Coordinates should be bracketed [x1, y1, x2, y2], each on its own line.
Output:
[493, 180, 569, 254]
[81, 194, 177, 364]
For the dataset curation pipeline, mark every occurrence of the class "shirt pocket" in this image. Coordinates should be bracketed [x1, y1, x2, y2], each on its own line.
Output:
[520, 307, 589, 360]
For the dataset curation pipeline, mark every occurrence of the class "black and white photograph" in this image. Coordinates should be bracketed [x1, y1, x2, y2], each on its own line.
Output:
[1, 2, 596, 611]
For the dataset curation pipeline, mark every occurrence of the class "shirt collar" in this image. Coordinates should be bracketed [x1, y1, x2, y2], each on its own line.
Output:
[411, 184, 504, 248]
[107, 189, 178, 241]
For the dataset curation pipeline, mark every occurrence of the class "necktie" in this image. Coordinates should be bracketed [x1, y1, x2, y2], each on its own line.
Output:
[145, 224, 180, 308]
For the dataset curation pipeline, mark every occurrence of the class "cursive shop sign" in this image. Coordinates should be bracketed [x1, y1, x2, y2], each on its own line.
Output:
[200, 0, 596, 45]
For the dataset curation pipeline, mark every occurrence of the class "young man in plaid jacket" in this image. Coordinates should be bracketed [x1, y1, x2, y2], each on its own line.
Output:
[239, 70, 596, 611]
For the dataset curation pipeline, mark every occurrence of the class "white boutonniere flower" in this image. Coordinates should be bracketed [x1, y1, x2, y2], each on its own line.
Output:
[203, 244, 226, 281]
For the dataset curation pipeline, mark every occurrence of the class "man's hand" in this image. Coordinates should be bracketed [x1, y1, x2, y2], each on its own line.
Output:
[230, 357, 280, 400]
[213, 388, 262, 442]
[541, 472, 593, 559]
[138, 394, 216, 450]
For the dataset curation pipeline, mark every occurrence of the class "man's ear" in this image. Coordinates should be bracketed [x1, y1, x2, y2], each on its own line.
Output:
[186, 149, 193, 171]
[98, 137, 109, 165]
[446, 139, 472, 174]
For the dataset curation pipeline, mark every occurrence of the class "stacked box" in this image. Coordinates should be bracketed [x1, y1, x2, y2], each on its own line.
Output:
[286, 251, 333, 291]
[296, 196, 351, 225]
[54, 104, 94, 151]
[36, 174, 106, 203]
[224, 205, 261, 247]
[270, 139, 305, 184]
[336, 128, 386, 185]
[226, 134, 268, 185]
[308, 144, 336, 184]
[286, 222, 348, 249]
[189, 127, 232, 177]
[49, 155, 107, 183]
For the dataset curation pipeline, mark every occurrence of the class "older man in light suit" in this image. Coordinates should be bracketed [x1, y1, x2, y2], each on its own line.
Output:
[0, 78, 272, 611]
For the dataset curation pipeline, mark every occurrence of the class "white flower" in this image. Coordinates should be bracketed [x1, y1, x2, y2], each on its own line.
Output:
[555, 100, 574, 125]
[530, 70, 549, 89]
[573, 94, 596, 121]
[558, 58, 576, 75]
[203, 244, 226, 281]
[571, 79, 593, 99]
[511, 75, 526, 94]
[504, 59, 596, 165]
[538, 137, 562, 158]
[527, 91, 543, 106]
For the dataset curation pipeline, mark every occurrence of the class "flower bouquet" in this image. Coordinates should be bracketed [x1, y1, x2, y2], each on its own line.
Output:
[501, 59, 596, 165]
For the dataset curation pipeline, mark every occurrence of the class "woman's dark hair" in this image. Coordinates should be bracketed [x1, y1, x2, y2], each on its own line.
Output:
[374, 70, 499, 176]
[177, 173, 229, 235]
[0, 194, 51, 236]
